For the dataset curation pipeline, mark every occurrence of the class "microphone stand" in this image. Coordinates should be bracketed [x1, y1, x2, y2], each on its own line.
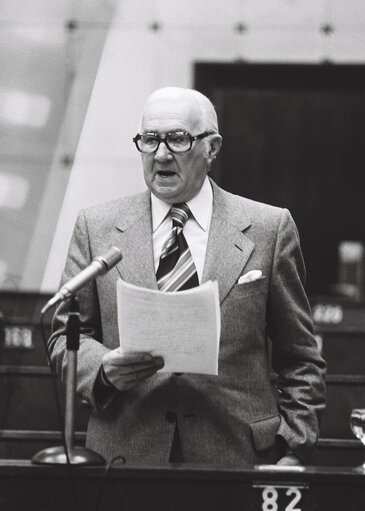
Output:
[32, 296, 105, 465]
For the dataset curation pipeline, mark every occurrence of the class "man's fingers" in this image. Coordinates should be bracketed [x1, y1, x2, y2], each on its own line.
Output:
[105, 356, 164, 372]
[121, 352, 154, 363]
[103, 350, 153, 365]
[113, 362, 156, 375]
[104, 356, 164, 389]
[103, 350, 164, 367]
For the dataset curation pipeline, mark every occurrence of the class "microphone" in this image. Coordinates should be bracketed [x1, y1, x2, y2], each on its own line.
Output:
[41, 246, 122, 314]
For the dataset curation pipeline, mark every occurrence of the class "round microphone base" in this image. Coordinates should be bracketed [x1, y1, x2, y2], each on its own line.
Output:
[31, 445, 105, 465]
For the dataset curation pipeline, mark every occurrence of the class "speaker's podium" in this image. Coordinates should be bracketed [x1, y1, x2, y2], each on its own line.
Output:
[0, 460, 364, 510]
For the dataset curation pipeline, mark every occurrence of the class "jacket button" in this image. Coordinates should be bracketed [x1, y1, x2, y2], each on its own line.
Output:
[165, 411, 177, 423]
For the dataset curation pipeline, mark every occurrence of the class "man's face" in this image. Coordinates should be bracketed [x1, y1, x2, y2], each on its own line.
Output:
[140, 96, 211, 204]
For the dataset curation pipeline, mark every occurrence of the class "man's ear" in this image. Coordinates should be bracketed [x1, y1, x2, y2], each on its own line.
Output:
[208, 134, 222, 163]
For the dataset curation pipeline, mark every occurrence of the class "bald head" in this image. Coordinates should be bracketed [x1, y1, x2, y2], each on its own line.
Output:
[140, 87, 219, 133]
[137, 86, 222, 204]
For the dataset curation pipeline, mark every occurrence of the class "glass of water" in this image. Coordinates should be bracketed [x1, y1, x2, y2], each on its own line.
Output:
[350, 408, 365, 471]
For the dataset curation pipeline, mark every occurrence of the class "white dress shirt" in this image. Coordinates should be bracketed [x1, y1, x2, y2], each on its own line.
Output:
[151, 176, 213, 283]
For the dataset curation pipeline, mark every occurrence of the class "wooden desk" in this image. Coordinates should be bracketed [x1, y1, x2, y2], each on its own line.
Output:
[0, 460, 364, 511]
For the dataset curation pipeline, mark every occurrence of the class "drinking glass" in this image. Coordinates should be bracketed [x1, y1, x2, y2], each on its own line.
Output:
[350, 408, 365, 471]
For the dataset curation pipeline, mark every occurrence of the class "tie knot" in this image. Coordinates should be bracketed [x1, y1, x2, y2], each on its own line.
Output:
[170, 203, 190, 228]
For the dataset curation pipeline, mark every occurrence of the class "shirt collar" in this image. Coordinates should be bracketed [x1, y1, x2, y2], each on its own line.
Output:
[151, 176, 213, 232]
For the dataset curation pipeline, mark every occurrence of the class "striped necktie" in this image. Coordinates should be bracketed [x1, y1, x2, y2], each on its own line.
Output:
[156, 203, 199, 292]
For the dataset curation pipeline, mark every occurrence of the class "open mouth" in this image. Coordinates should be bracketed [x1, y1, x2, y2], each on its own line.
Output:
[157, 170, 176, 178]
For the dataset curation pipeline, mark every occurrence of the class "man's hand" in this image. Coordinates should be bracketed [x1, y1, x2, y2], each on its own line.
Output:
[102, 348, 164, 391]
[276, 454, 303, 466]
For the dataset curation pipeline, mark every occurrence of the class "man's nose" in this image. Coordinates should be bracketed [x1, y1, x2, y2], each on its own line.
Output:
[154, 141, 172, 161]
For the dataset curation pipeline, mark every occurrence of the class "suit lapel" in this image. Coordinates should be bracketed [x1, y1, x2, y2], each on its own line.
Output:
[113, 190, 158, 290]
[203, 181, 254, 304]
[109, 182, 254, 300]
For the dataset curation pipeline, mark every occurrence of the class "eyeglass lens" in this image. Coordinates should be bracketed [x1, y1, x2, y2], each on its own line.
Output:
[138, 132, 191, 153]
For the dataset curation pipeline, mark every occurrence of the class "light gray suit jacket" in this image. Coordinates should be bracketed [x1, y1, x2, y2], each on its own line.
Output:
[50, 180, 326, 465]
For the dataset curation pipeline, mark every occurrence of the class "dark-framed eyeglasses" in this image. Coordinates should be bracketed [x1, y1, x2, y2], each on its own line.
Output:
[133, 131, 214, 154]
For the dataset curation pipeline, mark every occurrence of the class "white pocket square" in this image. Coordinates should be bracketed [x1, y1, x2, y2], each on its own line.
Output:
[238, 270, 263, 284]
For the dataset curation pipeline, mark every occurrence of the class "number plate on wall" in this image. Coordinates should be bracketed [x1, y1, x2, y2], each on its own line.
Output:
[2, 325, 34, 349]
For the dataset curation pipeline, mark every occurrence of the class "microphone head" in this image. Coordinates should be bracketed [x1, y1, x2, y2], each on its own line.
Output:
[41, 247, 122, 316]
[96, 246, 122, 271]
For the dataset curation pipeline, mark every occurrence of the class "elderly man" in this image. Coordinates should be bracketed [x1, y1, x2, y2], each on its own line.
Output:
[50, 87, 326, 466]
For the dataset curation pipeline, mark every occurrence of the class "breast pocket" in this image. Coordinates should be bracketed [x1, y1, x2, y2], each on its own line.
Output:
[228, 276, 266, 301]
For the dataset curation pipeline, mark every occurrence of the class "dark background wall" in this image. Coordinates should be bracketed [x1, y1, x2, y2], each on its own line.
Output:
[195, 63, 365, 296]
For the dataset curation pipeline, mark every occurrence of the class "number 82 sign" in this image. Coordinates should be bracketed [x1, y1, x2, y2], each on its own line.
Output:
[253, 483, 309, 511]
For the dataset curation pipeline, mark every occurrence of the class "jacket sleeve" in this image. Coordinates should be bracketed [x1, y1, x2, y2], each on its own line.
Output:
[48, 209, 111, 409]
[266, 208, 326, 463]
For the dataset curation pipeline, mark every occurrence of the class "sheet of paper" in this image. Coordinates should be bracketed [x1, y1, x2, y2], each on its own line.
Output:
[117, 279, 221, 375]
